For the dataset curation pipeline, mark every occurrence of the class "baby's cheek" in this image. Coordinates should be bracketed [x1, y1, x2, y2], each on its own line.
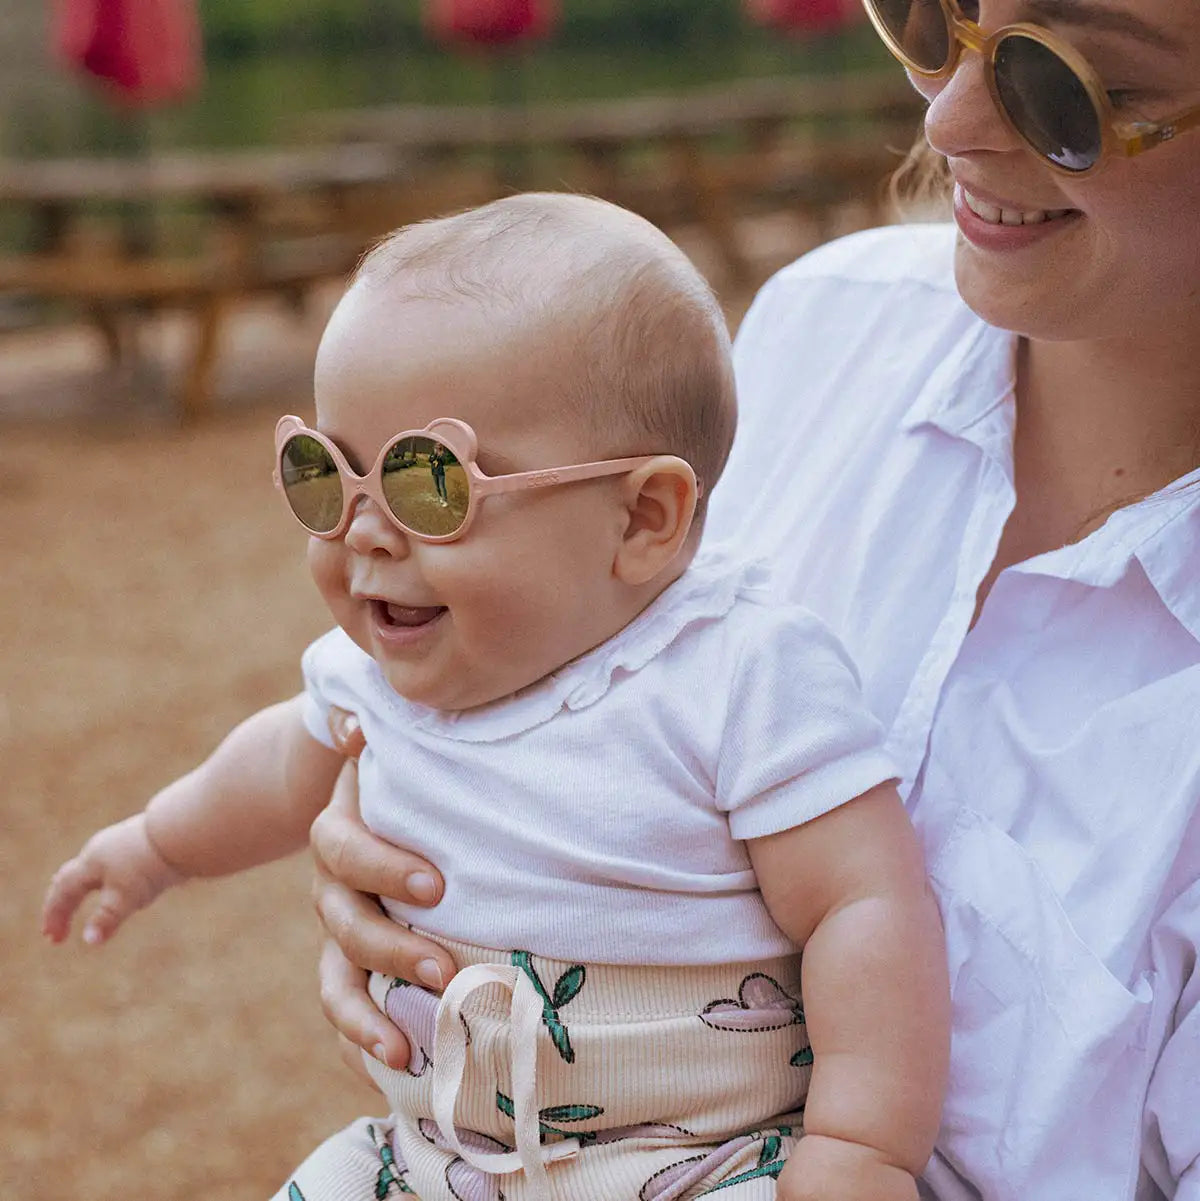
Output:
[306, 540, 357, 630]
[306, 537, 339, 597]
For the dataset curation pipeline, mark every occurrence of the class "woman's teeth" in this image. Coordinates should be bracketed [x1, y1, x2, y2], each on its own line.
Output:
[963, 188, 1073, 226]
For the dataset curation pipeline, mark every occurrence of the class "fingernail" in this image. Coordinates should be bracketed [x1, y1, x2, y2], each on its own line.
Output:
[416, 958, 444, 990]
[407, 872, 438, 904]
[83, 926, 101, 945]
[371, 1043, 389, 1064]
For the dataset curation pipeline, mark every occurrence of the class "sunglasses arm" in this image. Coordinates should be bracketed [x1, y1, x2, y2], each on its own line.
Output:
[1120, 106, 1200, 156]
[473, 455, 667, 498]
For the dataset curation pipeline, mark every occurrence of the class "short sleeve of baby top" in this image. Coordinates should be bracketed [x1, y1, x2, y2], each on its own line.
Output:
[301, 548, 898, 965]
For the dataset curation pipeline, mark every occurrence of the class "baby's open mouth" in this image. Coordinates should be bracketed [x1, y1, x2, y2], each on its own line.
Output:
[372, 599, 447, 628]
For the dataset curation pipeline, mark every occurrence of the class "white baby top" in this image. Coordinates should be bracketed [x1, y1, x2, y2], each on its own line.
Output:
[302, 548, 898, 966]
[716, 222, 1200, 1201]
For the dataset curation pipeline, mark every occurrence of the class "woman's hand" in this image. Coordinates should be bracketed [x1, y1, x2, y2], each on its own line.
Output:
[311, 756, 455, 1072]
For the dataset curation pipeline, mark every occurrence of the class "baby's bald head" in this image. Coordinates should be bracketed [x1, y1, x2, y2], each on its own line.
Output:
[350, 194, 737, 516]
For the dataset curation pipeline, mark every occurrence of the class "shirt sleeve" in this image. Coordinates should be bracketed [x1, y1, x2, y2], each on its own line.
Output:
[1141, 879, 1200, 1195]
[716, 603, 899, 840]
[300, 628, 350, 749]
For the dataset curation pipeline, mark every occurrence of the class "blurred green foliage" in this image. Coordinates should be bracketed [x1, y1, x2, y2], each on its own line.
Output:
[198, 0, 745, 56]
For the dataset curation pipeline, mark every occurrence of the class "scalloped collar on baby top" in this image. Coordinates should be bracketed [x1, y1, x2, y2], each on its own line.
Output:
[361, 547, 772, 744]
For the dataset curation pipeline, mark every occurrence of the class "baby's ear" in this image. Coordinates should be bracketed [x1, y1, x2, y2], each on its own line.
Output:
[613, 456, 698, 586]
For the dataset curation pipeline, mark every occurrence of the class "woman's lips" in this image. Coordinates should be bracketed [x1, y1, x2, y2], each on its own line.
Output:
[953, 183, 1081, 250]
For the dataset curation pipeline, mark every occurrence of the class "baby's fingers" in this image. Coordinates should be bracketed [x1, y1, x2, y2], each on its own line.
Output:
[41, 855, 102, 943]
[42, 814, 177, 945]
[78, 885, 138, 945]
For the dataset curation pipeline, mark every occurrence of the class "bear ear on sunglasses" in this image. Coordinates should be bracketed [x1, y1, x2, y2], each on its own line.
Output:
[863, 0, 1200, 173]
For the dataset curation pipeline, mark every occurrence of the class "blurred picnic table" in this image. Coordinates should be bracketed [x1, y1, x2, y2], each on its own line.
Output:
[0, 144, 404, 419]
[309, 69, 924, 282]
[0, 71, 923, 421]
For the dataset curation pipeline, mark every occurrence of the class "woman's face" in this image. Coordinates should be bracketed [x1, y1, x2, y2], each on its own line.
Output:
[913, 0, 1200, 343]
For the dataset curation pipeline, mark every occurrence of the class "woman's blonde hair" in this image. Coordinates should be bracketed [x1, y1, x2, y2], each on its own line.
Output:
[887, 134, 954, 223]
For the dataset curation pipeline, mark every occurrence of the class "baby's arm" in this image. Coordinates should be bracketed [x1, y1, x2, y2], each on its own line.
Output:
[43, 694, 345, 946]
[748, 782, 949, 1201]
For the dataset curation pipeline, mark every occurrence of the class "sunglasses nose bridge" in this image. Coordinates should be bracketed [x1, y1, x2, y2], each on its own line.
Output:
[948, 12, 988, 58]
[344, 483, 394, 530]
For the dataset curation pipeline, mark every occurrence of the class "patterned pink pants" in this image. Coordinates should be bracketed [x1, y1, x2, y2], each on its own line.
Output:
[272, 933, 809, 1201]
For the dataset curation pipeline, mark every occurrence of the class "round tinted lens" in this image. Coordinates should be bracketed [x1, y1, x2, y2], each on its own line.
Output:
[994, 34, 1102, 171]
[869, 0, 951, 71]
[280, 434, 343, 533]
[380, 435, 470, 538]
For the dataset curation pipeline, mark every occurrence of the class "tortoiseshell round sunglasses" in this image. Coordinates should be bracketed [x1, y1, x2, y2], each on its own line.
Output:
[863, 0, 1200, 174]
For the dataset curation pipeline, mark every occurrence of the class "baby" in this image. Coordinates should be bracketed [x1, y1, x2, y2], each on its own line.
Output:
[43, 193, 948, 1201]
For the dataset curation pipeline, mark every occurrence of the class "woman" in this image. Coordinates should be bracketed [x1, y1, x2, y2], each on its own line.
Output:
[308, 0, 1200, 1195]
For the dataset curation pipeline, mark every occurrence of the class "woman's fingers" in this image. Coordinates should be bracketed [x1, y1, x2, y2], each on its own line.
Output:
[318, 939, 412, 1071]
[311, 865, 456, 990]
[312, 763, 445, 908]
[336, 1032, 383, 1088]
[311, 755, 457, 1071]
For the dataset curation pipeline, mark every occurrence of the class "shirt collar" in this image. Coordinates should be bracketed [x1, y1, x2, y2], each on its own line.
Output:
[899, 315, 1017, 452]
[1122, 474, 1200, 643]
[389, 547, 770, 743]
[1004, 468, 1200, 645]
[899, 313, 1200, 642]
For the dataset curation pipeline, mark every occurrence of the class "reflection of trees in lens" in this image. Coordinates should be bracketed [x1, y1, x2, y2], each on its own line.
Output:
[996, 37, 1100, 168]
[282, 437, 342, 532]
[443, 465, 469, 521]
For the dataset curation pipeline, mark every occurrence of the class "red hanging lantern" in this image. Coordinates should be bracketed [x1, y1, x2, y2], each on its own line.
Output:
[745, 0, 861, 35]
[53, 0, 203, 108]
[425, 0, 559, 48]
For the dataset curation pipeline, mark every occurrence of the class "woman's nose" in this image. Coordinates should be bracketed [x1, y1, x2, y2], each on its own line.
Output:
[919, 51, 1021, 164]
[343, 495, 411, 558]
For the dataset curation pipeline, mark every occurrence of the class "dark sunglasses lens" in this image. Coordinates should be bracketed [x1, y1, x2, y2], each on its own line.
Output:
[869, 0, 951, 71]
[380, 435, 470, 537]
[994, 34, 1102, 171]
[280, 435, 343, 533]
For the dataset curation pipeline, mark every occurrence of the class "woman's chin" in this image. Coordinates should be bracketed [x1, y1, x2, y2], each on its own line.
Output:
[952, 240, 1089, 343]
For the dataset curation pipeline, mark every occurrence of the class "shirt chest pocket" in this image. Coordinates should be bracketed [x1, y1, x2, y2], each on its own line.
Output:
[926, 806, 1156, 1201]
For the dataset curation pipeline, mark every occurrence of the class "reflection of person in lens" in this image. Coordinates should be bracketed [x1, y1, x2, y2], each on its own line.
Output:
[428, 446, 448, 504]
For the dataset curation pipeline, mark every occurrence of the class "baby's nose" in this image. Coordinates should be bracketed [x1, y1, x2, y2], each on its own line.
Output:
[344, 495, 410, 557]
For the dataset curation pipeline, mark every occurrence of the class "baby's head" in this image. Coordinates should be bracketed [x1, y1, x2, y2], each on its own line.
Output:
[300, 192, 737, 711]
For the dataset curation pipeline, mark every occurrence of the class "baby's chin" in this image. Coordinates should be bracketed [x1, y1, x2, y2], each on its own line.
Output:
[375, 656, 534, 715]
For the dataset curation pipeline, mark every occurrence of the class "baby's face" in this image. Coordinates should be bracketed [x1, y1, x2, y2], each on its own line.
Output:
[306, 284, 632, 711]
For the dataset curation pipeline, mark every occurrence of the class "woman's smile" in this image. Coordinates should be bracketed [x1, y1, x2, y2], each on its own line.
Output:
[953, 182, 1082, 250]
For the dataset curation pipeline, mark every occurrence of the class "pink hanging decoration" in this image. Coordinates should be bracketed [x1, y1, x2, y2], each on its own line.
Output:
[746, 0, 862, 34]
[425, 0, 559, 48]
[54, 0, 202, 108]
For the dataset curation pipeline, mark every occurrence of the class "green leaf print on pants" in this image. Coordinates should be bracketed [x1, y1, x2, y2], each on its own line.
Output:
[510, 950, 586, 1064]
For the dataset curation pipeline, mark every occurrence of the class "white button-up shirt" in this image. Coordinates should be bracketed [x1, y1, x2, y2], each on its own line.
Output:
[709, 222, 1200, 1201]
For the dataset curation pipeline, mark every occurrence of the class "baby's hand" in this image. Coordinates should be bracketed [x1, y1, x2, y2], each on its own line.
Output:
[42, 814, 184, 946]
[776, 1134, 919, 1201]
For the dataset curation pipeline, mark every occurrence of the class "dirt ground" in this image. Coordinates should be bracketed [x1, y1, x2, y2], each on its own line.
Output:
[0, 212, 856, 1201]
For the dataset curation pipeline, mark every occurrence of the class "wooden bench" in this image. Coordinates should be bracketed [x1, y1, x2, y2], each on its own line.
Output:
[1, 75, 925, 418]
[0, 144, 405, 419]
[310, 71, 924, 282]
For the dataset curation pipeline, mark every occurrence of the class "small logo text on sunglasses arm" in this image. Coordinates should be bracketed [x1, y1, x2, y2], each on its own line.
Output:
[525, 471, 562, 488]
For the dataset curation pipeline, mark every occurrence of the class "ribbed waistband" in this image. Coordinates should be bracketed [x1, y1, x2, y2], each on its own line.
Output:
[405, 926, 804, 1024]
